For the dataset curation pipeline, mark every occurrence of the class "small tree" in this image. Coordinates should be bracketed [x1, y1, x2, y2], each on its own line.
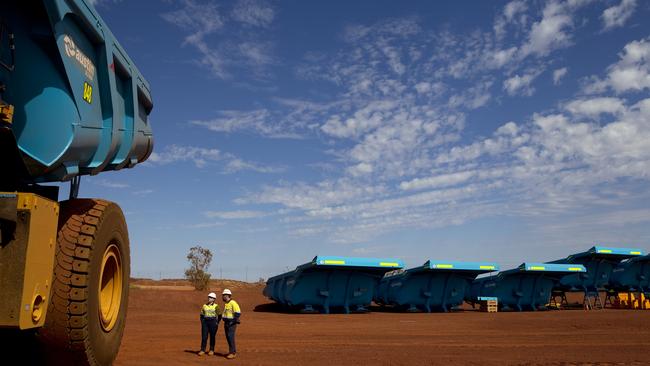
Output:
[185, 246, 213, 291]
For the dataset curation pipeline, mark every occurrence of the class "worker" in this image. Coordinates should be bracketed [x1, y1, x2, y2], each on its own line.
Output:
[198, 292, 221, 356]
[221, 289, 241, 360]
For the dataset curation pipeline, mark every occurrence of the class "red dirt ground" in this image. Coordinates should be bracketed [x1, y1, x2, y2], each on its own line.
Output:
[112, 280, 650, 366]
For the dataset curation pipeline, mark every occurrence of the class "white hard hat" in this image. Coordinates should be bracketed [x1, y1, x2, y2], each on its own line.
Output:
[222, 289, 232, 295]
[208, 292, 217, 298]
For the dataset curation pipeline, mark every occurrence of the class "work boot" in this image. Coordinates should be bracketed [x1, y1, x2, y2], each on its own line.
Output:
[226, 353, 236, 360]
[197, 351, 205, 356]
[208, 351, 215, 356]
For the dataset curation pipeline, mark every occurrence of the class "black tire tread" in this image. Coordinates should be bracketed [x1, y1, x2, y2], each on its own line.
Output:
[43, 199, 110, 366]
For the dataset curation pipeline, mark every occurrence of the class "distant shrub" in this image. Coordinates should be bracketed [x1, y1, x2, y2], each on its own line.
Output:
[185, 246, 213, 291]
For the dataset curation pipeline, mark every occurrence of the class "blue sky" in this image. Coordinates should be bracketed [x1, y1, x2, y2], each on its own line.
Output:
[77, 0, 650, 280]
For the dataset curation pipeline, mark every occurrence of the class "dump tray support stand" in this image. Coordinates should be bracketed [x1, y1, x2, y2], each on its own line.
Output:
[604, 290, 617, 309]
[515, 276, 525, 312]
[550, 290, 568, 309]
[440, 273, 452, 312]
[343, 271, 354, 314]
[322, 271, 333, 314]
[423, 274, 436, 313]
[531, 276, 542, 311]
[584, 291, 604, 310]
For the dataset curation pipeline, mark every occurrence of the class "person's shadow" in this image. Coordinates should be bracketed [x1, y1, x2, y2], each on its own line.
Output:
[183, 350, 229, 358]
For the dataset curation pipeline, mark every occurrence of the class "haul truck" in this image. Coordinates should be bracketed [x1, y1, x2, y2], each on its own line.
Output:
[0, 1, 153, 364]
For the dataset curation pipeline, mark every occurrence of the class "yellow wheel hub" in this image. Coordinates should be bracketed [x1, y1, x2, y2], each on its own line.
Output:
[99, 243, 123, 332]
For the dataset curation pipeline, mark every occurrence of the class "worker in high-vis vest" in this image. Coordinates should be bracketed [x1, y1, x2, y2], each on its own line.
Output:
[221, 289, 241, 360]
[198, 292, 221, 356]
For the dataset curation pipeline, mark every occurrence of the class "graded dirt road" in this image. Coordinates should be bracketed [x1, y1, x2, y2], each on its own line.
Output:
[111, 280, 650, 366]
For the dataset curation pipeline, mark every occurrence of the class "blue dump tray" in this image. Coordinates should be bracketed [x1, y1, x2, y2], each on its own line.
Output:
[374, 260, 499, 312]
[469, 263, 586, 311]
[1, 0, 153, 183]
[263, 256, 404, 314]
[610, 254, 650, 293]
[549, 246, 644, 293]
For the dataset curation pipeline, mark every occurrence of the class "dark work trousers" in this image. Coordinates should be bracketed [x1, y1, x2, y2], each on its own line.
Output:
[201, 318, 218, 351]
[224, 321, 237, 354]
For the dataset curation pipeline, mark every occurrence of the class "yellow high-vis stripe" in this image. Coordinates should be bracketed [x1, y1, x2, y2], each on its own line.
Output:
[323, 260, 345, 265]
[529, 266, 546, 271]
[480, 265, 495, 270]
[380, 262, 399, 267]
[436, 264, 454, 269]
[568, 267, 583, 271]
[631, 251, 641, 255]
[598, 249, 612, 253]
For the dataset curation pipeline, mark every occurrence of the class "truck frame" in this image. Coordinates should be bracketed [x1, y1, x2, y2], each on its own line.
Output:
[0, 1, 153, 364]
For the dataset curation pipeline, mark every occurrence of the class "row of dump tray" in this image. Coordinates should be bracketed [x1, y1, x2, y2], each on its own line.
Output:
[263, 246, 650, 313]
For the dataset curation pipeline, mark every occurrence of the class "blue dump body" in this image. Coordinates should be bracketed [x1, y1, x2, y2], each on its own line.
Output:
[469, 263, 586, 311]
[263, 256, 404, 314]
[375, 261, 499, 312]
[610, 254, 650, 293]
[548, 246, 644, 293]
[1, 0, 153, 182]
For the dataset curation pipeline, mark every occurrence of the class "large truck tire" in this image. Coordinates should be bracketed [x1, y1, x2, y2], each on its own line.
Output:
[42, 199, 130, 366]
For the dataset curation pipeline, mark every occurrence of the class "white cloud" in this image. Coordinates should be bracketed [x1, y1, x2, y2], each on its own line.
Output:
[347, 162, 374, 177]
[504, 1, 528, 21]
[602, 0, 637, 31]
[219, 13, 650, 244]
[132, 189, 154, 195]
[494, 1, 528, 39]
[238, 41, 275, 66]
[240, 179, 388, 211]
[162, 0, 277, 79]
[190, 109, 301, 139]
[519, 0, 589, 58]
[608, 38, 650, 93]
[399, 171, 475, 191]
[531, 98, 650, 174]
[204, 210, 267, 219]
[553, 67, 568, 85]
[191, 109, 268, 133]
[343, 18, 420, 43]
[414, 82, 432, 94]
[225, 158, 285, 174]
[584, 37, 650, 94]
[162, 0, 226, 78]
[497, 121, 519, 136]
[503, 70, 542, 96]
[148, 145, 222, 168]
[565, 97, 625, 117]
[148, 144, 283, 173]
[320, 100, 398, 139]
[287, 226, 327, 237]
[245, 89, 650, 242]
[488, 47, 518, 68]
[161, 0, 223, 34]
[231, 0, 275, 28]
[88, 0, 121, 7]
[186, 222, 225, 229]
[93, 179, 129, 189]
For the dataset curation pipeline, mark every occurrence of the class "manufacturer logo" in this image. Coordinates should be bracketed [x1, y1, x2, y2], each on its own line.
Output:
[63, 35, 96, 79]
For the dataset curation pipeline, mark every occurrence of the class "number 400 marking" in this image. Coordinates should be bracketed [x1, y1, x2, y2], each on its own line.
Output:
[83, 82, 93, 104]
